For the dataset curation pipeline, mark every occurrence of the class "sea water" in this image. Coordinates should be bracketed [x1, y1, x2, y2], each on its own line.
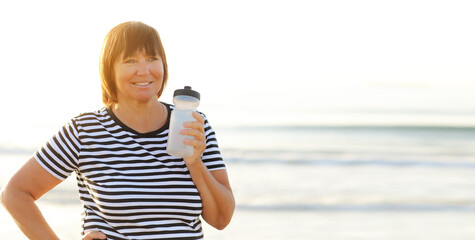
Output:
[206, 125, 475, 239]
[1, 125, 475, 239]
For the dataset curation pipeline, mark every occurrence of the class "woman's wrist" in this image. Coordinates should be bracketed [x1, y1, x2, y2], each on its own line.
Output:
[184, 156, 204, 170]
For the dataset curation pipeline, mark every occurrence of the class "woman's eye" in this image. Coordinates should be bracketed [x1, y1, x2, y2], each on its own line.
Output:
[124, 59, 135, 63]
[148, 57, 159, 61]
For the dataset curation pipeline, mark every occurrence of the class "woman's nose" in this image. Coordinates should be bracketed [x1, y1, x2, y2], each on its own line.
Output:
[136, 60, 150, 76]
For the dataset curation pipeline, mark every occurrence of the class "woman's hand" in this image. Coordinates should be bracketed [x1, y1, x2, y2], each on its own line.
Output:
[181, 111, 207, 165]
[82, 230, 106, 240]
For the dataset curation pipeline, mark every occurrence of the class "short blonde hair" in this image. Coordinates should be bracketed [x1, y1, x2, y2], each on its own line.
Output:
[99, 21, 168, 106]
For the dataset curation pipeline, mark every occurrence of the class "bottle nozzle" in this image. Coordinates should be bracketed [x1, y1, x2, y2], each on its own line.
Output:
[173, 86, 200, 100]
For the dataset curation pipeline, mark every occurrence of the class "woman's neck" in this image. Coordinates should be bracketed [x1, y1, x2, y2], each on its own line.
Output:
[112, 100, 167, 133]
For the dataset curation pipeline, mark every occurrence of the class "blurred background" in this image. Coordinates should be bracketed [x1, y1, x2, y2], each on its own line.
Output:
[0, 0, 474, 239]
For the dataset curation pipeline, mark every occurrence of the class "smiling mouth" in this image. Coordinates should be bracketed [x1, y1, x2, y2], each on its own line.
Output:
[133, 82, 152, 86]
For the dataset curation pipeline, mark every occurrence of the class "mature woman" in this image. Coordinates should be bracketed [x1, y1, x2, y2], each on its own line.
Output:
[1, 21, 235, 240]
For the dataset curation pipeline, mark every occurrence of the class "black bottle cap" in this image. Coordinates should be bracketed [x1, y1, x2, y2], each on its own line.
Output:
[173, 86, 200, 100]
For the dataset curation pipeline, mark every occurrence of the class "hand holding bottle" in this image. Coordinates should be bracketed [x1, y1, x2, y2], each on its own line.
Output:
[181, 111, 207, 165]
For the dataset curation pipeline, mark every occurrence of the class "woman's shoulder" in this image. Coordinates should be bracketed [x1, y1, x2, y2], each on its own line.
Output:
[70, 107, 111, 126]
[162, 101, 174, 110]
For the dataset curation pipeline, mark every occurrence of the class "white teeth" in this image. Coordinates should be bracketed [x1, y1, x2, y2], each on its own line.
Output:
[134, 82, 151, 86]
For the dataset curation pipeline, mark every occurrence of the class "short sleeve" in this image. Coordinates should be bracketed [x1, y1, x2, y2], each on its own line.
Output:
[34, 119, 81, 180]
[201, 113, 226, 171]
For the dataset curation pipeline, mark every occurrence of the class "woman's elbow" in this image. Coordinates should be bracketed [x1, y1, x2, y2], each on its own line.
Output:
[203, 208, 235, 230]
[1, 183, 28, 210]
[1, 185, 12, 209]
[212, 217, 232, 230]
[212, 206, 235, 230]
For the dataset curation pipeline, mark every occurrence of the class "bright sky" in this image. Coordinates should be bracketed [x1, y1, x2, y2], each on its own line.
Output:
[0, 0, 474, 132]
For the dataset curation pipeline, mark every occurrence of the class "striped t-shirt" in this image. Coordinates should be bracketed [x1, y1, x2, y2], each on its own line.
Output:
[34, 103, 225, 240]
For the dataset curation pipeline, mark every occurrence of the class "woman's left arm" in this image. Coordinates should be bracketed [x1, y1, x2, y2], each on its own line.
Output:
[181, 112, 235, 230]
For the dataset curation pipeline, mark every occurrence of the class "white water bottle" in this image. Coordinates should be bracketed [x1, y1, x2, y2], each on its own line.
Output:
[167, 86, 201, 158]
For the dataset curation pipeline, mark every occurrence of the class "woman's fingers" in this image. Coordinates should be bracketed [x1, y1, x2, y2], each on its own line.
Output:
[181, 112, 206, 152]
[182, 113, 204, 130]
[82, 230, 106, 240]
[181, 112, 205, 139]
[192, 111, 205, 124]
[180, 128, 205, 141]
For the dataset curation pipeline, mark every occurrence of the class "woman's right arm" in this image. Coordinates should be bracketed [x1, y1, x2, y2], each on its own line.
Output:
[1, 156, 63, 240]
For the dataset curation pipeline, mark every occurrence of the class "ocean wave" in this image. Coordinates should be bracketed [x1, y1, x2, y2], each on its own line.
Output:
[0, 147, 35, 155]
[237, 203, 475, 212]
[225, 157, 475, 168]
[3, 147, 473, 169]
[222, 125, 475, 132]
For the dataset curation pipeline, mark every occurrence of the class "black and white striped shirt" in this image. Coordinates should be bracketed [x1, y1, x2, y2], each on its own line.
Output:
[35, 103, 225, 239]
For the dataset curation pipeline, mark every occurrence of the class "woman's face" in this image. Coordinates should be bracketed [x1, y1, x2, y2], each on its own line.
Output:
[114, 49, 164, 105]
